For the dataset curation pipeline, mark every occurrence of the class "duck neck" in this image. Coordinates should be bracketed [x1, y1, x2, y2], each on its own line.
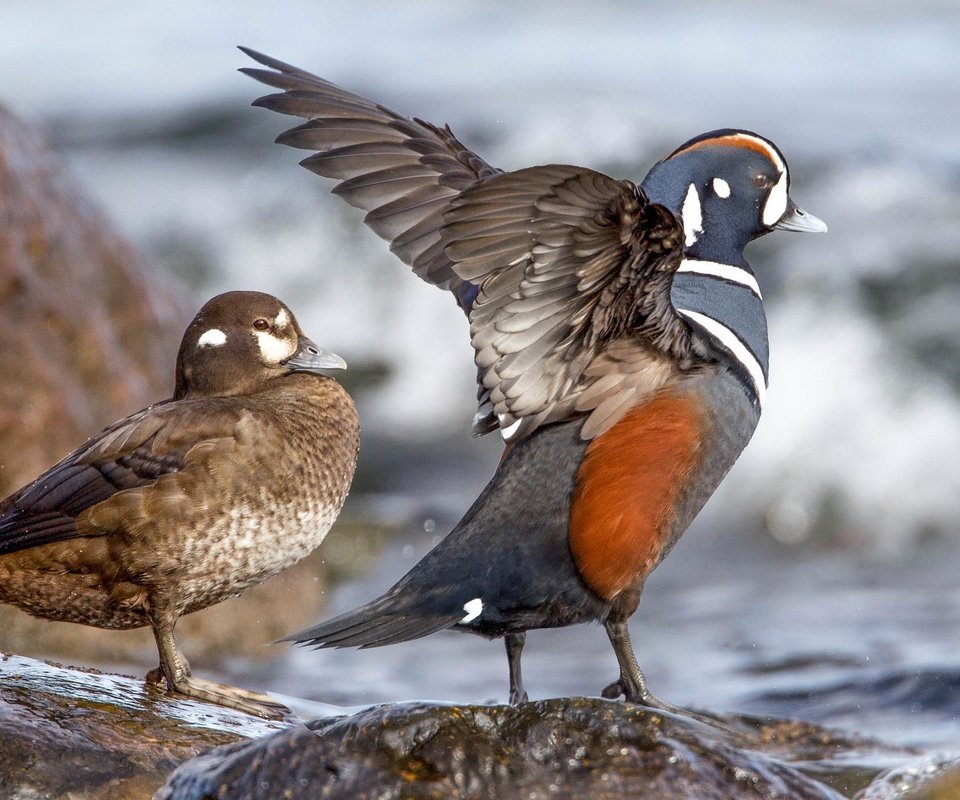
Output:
[669, 256, 769, 411]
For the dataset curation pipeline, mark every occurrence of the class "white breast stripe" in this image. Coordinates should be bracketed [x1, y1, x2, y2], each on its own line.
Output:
[676, 308, 766, 408]
[677, 259, 762, 300]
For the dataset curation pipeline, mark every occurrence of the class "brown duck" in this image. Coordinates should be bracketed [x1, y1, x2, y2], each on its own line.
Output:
[0, 290, 359, 718]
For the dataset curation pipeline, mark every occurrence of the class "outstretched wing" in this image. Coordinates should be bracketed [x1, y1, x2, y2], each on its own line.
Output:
[0, 402, 241, 555]
[444, 165, 691, 441]
[241, 47, 500, 309]
[241, 51, 692, 442]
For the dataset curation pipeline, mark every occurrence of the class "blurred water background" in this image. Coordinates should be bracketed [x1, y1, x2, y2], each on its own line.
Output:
[3, 0, 960, 762]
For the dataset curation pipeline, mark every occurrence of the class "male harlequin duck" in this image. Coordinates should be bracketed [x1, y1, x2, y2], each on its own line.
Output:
[0, 290, 359, 719]
[241, 49, 826, 711]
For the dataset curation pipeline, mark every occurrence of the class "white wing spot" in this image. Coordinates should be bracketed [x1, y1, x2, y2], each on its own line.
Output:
[500, 417, 523, 441]
[460, 598, 483, 624]
[712, 177, 731, 198]
[197, 328, 227, 348]
[681, 183, 703, 247]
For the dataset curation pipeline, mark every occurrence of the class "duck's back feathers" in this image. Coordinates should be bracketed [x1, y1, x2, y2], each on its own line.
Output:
[0, 401, 242, 555]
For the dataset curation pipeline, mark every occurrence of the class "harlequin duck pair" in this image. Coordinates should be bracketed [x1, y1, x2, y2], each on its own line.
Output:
[0, 51, 826, 721]
[0, 291, 359, 719]
[240, 49, 827, 711]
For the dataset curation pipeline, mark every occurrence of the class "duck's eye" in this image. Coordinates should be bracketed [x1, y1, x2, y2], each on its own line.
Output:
[753, 174, 774, 189]
[253, 318, 270, 331]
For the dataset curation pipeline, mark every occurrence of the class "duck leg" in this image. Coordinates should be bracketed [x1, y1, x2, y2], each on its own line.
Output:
[600, 619, 662, 704]
[504, 632, 528, 705]
[601, 619, 733, 732]
[147, 606, 289, 720]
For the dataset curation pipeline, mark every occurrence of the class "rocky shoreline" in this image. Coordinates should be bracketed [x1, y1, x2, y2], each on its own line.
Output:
[8, 651, 952, 800]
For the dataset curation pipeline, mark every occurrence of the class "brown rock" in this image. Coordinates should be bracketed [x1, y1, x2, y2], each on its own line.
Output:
[0, 653, 291, 800]
[0, 104, 190, 659]
[0, 104, 187, 498]
[158, 698, 862, 800]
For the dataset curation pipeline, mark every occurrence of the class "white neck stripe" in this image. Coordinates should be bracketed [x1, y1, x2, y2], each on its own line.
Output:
[677, 259, 762, 300]
[676, 308, 766, 408]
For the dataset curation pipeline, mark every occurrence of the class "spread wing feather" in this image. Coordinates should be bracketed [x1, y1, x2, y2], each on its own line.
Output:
[240, 47, 500, 299]
[0, 402, 242, 555]
[242, 47, 503, 431]
[444, 165, 690, 441]
[242, 50, 693, 442]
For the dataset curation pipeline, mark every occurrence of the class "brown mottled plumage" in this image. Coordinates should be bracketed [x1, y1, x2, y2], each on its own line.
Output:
[0, 291, 359, 718]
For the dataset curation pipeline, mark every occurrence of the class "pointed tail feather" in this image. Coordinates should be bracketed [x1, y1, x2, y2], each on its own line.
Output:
[279, 597, 462, 649]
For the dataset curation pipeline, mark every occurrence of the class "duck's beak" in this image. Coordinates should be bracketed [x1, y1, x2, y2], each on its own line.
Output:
[775, 197, 828, 233]
[281, 335, 347, 373]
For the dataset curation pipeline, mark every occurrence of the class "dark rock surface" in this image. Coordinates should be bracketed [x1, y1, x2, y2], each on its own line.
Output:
[2, 653, 922, 800]
[159, 698, 876, 800]
[0, 653, 290, 800]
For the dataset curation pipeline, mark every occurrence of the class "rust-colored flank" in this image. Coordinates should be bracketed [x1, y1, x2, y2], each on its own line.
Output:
[569, 391, 705, 601]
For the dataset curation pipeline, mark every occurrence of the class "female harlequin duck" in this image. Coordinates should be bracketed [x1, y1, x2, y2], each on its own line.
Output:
[241, 49, 826, 714]
[0, 291, 359, 719]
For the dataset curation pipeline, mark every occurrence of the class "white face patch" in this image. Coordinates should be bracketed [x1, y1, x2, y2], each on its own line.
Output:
[255, 330, 296, 364]
[712, 178, 731, 199]
[681, 183, 703, 247]
[197, 328, 227, 348]
[762, 171, 789, 227]
[275, 308, 290, 329]
[460, 598, 483, 624]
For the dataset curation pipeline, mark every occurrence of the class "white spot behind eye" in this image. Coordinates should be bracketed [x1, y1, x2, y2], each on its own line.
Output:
[460, 598, 483, 624]
[255, 330, 296, 364]
[197, 329, 227, 348]
[762, 171, 788, 226]
[681, 183, 703, 247]
[712, 178, 731, 198]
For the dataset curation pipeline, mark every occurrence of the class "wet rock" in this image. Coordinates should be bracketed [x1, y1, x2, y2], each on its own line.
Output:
[159, 698, 853, 800]
[858, 753, 960, 800]
[0, 653, 290, 800]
